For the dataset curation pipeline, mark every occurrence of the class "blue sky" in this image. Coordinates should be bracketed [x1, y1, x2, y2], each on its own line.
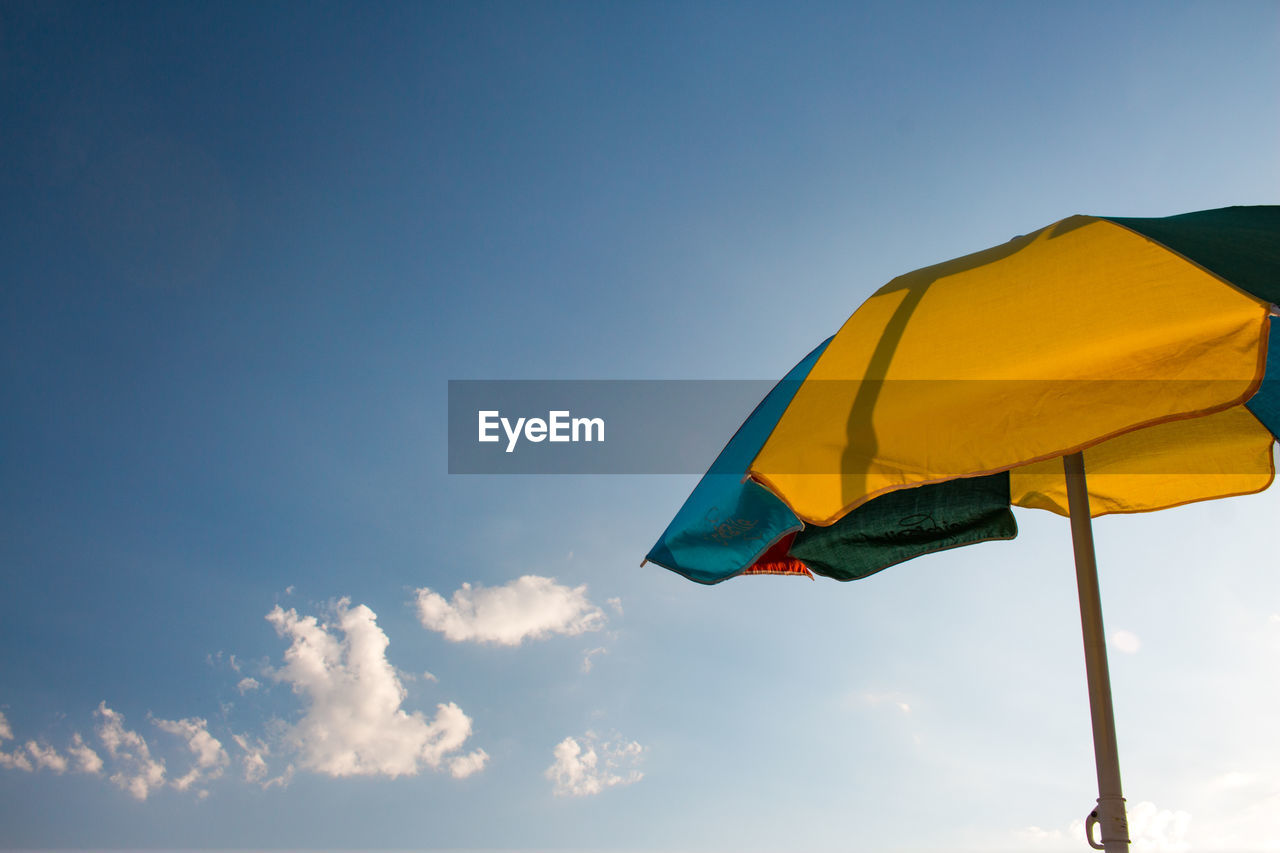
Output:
[2, 1, 1279, 850]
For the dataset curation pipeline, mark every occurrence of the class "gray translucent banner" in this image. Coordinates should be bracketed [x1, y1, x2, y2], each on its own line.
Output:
[447, 379, 1272, 474]
[449, 380, 778, 474]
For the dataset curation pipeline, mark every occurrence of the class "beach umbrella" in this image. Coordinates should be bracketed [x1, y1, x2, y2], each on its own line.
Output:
[645, 206, 1280, 852]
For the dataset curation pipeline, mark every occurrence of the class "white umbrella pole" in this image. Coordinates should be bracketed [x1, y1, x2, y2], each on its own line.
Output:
[1063, 452, 1130, 852]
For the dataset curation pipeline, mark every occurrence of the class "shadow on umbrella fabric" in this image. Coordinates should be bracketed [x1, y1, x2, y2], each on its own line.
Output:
[648, 205, 1280, 584]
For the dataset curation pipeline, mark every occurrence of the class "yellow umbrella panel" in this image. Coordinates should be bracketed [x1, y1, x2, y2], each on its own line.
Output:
[750, 209, 1279, 525]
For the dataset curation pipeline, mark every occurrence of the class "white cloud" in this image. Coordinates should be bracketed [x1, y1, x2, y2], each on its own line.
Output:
[1111, 629, 1142, 654]
[232, 733, 269, 783]
[236, 677, 260, 694]
[1013, 824, 1071, 846]
[262, 764, 294, 789]
[0, 711, 101, 776]
[0, 750, 33, 771]
[1013, 802, 1188, 852]
[421, 670, 438, 683]
[0, 712, 33, 771]
[1128, 801, 1191, 852]
[95, 703, 166, 801]
[231, 733, 293, 789]
[448, 748, 489, 779]
[415, 575, 605, 646]
[0, 731, 34, 772]
[267, 599, 484, 778]
[68, 732, 103, 774]
[153, 716, 228, 794]
[545, 732, 644, 797]
[25, 741, 68, 772]
[606, 597, 623, 616]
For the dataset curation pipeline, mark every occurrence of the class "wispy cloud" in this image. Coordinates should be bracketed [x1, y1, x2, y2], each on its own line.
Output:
[153, 716, 228, 796]
[0, 711, 34, 772]
[232, 733, 270, 783]
[25, 740, 68, 772]
[0, 710, 103, 777]
[582, 647, 608, 673]
[230, 733, 291, 788]
[267, 599, 487, 779]
[855, 689, 913, 715]
[1014, 801, 1189, 852]
[3, 593, 493, 798]
[545, 731, 644, 797]
[415, 575, 606, 646]
[96, 703, 166, 801]
[68, 732, 103, 774]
